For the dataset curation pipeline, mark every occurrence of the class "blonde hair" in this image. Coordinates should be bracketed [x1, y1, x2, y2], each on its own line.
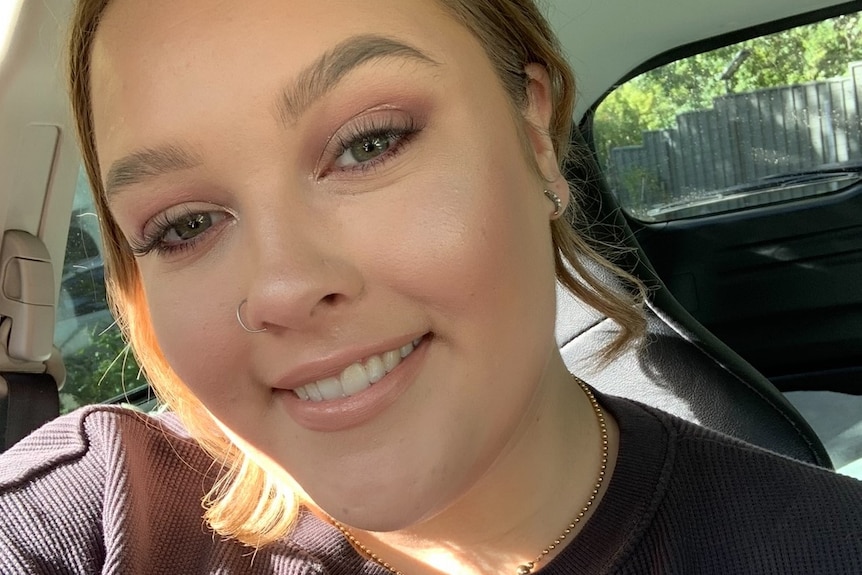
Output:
[68, 0, 646, 546]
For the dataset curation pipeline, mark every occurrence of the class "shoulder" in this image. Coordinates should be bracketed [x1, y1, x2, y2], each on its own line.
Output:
[652, 400, 862, 504]
[0, 407, 357, 574]
[0, 405, 205, 490]
[607, 395, 862, 574]
[0, 406, 217, 574]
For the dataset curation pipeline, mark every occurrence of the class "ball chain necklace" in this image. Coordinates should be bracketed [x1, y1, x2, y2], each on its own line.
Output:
[331, 376, 609, 575]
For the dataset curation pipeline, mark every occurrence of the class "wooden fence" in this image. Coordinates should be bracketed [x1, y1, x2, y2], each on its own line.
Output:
[608, 61, 862, 215]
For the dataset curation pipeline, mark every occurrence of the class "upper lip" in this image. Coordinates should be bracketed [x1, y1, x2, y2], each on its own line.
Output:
[270, 332, 427, 391]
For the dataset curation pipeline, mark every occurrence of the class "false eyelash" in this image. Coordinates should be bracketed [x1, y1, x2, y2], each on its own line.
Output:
[128, 206, 210, 257]
[321, 114, 422, 177]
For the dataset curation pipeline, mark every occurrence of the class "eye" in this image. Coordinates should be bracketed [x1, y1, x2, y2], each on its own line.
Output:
[164, 212, 218, 243]
[335, 133, 396, 168]
[129, 207, 231, 257]
[320, 110, 422, 177]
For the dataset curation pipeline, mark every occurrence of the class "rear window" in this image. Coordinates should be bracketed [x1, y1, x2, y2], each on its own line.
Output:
[593, 11, 862, 222]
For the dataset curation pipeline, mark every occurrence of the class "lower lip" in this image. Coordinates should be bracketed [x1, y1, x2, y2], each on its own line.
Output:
[276, 335, 430, 432]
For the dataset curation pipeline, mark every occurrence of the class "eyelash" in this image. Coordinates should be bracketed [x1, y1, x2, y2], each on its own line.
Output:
[321, 114, 421, 177]
[128, 206, 229, 258]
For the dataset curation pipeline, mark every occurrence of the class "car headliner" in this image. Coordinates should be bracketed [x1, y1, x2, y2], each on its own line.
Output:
[545, 0, 855, 118]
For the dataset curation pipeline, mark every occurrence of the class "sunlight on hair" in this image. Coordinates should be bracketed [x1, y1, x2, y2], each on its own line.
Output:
[208, 418, 304, 543]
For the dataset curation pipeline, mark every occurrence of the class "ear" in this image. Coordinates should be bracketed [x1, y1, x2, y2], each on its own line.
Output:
[522, 63, 570, 213]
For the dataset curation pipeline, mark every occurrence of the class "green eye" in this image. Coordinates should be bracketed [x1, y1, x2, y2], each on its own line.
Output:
[170, 212, 213, 241]
[131, 209, 230, 258]
[345, 135, 393, 164]
[327, 115, 420, 173]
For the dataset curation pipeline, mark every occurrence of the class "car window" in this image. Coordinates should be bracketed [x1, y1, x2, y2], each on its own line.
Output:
[593, 11, 862, 222]
[55, 168, 146, 412]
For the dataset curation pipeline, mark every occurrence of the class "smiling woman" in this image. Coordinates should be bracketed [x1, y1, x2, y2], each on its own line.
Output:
[1, 0, 861, 574]
[83, 0, 631, 552]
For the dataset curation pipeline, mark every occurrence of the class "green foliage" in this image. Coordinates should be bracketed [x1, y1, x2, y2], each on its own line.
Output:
[594, 13, 862, 164]
[60, 321, 145, 413]
[614, 166, 667, 210]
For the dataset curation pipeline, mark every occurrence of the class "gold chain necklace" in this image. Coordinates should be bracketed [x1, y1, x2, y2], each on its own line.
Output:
[332, 376, 609, 575]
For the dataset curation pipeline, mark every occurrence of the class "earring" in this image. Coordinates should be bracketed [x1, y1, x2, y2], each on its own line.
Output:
[236, 299, 267, 333]
[544, 189, 562, 218]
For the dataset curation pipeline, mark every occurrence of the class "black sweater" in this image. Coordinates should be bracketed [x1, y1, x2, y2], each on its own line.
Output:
[1, 392, 860, 574]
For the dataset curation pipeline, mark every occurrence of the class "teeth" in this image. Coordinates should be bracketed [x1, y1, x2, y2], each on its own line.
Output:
[382, 350, 401, 372]
[340, 363, 371, 395]
[305, 383, 324, 402]
[317, 377, 343, 399]
[293, 337, 422, 402]
[364, 356, 385, 383]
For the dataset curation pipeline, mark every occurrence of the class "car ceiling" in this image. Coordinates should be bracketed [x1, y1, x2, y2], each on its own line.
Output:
[545, 0, 859, 117]
[0, 0, 858, 303]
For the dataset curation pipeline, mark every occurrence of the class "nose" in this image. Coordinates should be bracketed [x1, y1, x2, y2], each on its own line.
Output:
[238, 210, 364, 333]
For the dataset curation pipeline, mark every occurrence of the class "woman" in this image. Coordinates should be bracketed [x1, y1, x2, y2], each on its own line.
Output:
[1, 0, 860, 573]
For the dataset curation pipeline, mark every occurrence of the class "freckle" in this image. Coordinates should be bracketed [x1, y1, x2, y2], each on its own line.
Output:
[341, 507, 350, 516]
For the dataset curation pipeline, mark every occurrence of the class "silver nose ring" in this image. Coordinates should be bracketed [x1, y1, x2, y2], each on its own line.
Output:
[236, 299, 267, 333]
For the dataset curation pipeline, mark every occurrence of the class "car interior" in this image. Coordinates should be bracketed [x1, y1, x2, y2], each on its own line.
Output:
[1, 0, 860, 483]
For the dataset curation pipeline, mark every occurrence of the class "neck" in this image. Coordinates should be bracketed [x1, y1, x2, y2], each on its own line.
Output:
[347, 361, 619, 575]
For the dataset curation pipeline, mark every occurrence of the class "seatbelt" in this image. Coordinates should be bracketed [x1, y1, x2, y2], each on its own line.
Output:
[0, 372, 59, 451]
[0, 230, 63, 452]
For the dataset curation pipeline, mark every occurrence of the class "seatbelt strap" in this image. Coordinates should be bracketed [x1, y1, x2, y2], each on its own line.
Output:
[0, 372, 59, 451]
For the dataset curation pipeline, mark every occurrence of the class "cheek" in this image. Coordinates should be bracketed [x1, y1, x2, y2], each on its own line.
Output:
[362, 154, 558, 506]
[376, 147, 556, 334]
[139, 265, 244, 403]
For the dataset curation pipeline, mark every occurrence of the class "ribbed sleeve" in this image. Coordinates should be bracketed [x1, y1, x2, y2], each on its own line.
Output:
[0, 407, 343, 574]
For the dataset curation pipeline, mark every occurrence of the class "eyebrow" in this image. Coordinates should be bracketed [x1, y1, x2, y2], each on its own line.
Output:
[104, 35, 437, 199]
[276, 34, 439, 124]
[104, 144, 201, 200]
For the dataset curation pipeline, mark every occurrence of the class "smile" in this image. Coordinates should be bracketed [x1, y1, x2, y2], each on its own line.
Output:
[293, 337, 423, 402]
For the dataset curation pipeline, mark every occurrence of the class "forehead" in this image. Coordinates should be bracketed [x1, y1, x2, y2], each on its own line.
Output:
[90, 0, 463, 97]
[95, 0, 455, 48]
[89, 0, 484, 165]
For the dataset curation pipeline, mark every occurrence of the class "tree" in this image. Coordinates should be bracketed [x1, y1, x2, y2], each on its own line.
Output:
[60, 324, 145, 412]
[593, 12, 862, 164]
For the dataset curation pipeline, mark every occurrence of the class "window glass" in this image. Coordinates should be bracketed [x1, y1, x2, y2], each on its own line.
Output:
[594, 11, 862, 222]
[55, 168, 145, 412]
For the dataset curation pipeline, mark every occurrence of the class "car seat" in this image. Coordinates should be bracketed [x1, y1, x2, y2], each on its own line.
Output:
[557, 125, 831, 467]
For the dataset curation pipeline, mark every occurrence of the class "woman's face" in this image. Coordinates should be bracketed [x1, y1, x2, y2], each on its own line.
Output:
[91, 0, 567, 530]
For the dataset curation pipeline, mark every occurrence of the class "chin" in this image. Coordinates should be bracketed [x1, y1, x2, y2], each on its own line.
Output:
[308, 478, 459, 533]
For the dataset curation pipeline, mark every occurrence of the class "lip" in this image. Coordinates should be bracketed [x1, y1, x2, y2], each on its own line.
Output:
[271, 332, 428, 391]
[276, 334, 431, 432]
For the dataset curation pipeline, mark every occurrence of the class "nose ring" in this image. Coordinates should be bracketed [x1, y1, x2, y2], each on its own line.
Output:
[236, 299, 267, 333]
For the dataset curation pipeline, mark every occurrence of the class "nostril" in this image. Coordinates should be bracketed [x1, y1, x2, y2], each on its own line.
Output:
[321, 293, 339, 305]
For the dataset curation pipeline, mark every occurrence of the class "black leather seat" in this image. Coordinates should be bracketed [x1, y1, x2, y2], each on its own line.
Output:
[556, 127, 832, 468]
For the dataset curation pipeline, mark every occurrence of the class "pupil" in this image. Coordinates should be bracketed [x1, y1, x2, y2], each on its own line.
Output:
[353, 136, 390, 161]
[177, 213, 210, 240]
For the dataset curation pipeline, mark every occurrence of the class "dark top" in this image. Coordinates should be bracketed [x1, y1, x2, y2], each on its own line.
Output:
[1, 393, 860, 574]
